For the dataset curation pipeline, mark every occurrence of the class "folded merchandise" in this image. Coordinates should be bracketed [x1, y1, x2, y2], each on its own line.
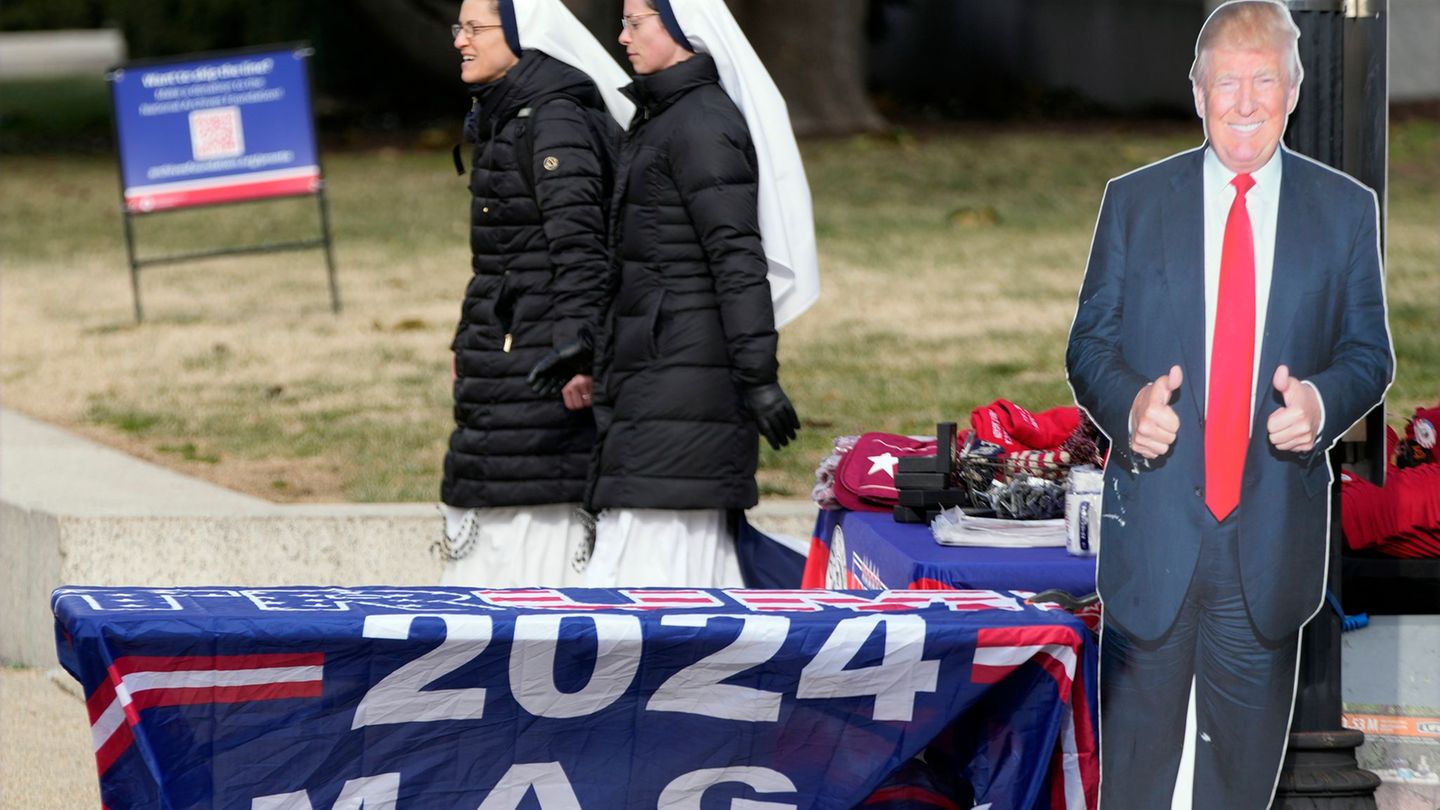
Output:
[931, 506, 1066, 548]
[811, 434, 861, 510]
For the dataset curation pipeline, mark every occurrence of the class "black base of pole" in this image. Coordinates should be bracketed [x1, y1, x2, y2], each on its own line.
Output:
[1273, 729, 1381, 809]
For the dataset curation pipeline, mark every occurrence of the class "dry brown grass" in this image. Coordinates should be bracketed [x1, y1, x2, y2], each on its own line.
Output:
[1, 152, 467, 501]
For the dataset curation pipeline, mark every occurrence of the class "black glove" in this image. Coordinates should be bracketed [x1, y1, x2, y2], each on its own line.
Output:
[527, 336, 594, 397]
[743, 383, 800, 450]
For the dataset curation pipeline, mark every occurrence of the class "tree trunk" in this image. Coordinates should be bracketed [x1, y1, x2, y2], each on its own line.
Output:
[354, 0, 458, 80]
[732, 0, 886, 136]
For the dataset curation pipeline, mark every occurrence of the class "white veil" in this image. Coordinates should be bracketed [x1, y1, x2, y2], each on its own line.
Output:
[661, 0, 821, 328]
[502, 0, 635, 128]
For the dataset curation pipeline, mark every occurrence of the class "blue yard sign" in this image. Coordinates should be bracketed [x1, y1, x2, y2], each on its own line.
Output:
[110, 46, 321, 213]
[106, 44, 340, 321]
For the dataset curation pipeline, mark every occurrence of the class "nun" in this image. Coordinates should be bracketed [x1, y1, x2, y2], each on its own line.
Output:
[438, 0, 634, 586]
[570, 0, 819, 587]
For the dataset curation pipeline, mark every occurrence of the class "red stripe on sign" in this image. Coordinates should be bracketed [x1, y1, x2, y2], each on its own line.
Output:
[125, 174, 319, 213]
[128, 681, 324, 712]
[111, 652, 324, 676]
[122, 698, 142, 727]
[851, 603, 933, 612]
[86, 676, 118, 723]
[971, 663, 1017, 684]
[971, 625, 1082, 696]
[89, 653, 326, 777]
[1049, 742, 1068, 810]
[864, 785, 962, 809]
[977, 625, 1080, 650]
[94, 721, 134, 776]
[631, 590, 707, 595]
[1034, 650, 1074, 701]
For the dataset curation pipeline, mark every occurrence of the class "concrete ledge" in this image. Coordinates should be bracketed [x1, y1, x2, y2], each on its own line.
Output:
[0, 30, 126, 80]
[0, 408, 818, 667]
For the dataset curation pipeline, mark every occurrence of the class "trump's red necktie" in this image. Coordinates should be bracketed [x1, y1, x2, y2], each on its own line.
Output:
[1206, 172, 1256, 521]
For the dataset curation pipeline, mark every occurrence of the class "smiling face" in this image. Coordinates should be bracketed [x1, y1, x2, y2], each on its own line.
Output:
[454, 0, 516, 84]
[1193, 42, 1299, 174]
[618, 0, 689, 75]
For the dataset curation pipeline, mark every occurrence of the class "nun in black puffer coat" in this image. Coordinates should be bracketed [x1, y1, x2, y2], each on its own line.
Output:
[438, 0, 633, 588]
[589, 52, 793, 511]
[572, 0, 804, 587]
[535, 0, 817, 582]
[442, 50, 613, 510]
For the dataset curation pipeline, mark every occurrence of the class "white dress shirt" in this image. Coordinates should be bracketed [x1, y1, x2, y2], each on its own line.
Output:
[1202, 147, 1280, 430]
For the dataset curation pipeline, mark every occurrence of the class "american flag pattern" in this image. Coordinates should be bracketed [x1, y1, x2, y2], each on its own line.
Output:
[972, 624, 1099, 810]
[473, 588, 728, 611]
[87, 652, 325, 775]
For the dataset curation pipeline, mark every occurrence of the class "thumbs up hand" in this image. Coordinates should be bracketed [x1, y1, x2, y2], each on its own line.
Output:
[1129, 365, 1184, 460]
[1267, 365, 1322, 453]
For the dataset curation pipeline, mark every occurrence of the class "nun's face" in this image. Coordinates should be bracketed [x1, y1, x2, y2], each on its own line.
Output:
[618, 0, 689, 75]
[454, 0, 516, 84]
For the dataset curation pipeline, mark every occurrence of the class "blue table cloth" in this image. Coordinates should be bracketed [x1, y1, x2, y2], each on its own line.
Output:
[809, 510, 1098, 597]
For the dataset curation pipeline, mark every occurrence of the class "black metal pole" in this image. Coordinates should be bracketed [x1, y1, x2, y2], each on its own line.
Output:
[121, 210, 144, 324]
[132, 238, 330, 269]
[317, 185, 342, 314]
[107, 68, 144, 324]
[1274, 1, 1387, 806]
[1276, 486, 1382, 807]
[299, 44, 342, 316]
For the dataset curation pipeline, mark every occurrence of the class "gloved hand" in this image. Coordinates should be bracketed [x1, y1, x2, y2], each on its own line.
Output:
[744, 383, 800, 450]
[528, 331, 593, 397]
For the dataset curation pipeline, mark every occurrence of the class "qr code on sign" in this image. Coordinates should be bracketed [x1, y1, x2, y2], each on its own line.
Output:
[189, 106, 245, 160]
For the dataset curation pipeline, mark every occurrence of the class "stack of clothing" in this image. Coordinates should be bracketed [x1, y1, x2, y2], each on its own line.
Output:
[811, 400, 1107, 515]
[811, 434, 861, 510]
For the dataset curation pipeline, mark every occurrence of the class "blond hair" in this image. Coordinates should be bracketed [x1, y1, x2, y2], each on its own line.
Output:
[1190, 0, 1304, 88]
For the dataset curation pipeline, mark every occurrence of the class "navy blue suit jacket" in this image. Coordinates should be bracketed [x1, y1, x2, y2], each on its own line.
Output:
[1066, 145, 1392, 643]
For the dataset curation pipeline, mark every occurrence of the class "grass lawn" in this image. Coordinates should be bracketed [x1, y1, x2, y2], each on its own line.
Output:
[1, 120, 1436, 503]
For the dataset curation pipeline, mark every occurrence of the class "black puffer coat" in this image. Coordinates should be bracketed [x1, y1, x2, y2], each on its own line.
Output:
[442, 51, 616, 508]
[589, 55, 779, 510]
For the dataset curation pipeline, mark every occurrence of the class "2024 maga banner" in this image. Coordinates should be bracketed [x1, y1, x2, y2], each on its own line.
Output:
[53, 587, 1098, 810]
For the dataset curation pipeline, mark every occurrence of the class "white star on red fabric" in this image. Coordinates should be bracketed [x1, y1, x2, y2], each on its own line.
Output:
[867, 452, 900, 477]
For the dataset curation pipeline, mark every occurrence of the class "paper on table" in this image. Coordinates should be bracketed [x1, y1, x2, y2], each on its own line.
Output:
[931, 506, 1066, 548]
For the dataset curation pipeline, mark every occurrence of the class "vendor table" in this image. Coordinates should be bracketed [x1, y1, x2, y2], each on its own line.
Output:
[802, 510, 1098, 597]
[54, 586, 1097, 810]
